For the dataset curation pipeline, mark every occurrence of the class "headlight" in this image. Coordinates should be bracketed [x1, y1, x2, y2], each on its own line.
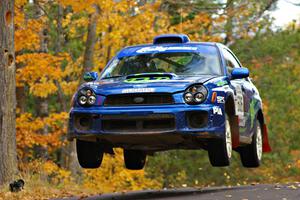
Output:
[78, 95, 87, 105]
[184, 92, 193, 103]
[183, 85, 208, 104]
[88, 96, 96, 105]
[77, 88, 96, 106]
[194, 92, 204, 103]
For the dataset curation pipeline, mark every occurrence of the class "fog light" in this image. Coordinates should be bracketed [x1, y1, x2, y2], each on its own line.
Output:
[186, 111, 208, 128]
[75, 116, 92, 131]
[79, 117, 90, 127]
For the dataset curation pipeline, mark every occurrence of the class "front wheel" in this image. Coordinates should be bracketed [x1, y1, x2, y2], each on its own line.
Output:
[239, 119, 263, 168]
[208, 114, 232, 167]
[124, 150, 146, 170]
[76, 140, 103, 168]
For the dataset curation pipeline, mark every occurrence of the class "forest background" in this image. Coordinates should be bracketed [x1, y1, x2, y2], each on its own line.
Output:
[1, 0, 300, 199]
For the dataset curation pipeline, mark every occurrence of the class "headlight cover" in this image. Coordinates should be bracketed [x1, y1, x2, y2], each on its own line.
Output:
[77, 88, 97, 106]
[183, 85, 208, 104]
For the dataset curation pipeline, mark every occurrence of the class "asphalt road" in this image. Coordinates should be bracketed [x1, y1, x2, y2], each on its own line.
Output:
[55, 183, 300, 200]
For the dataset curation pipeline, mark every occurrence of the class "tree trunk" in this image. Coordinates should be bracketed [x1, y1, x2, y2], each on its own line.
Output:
[54, 4, 68, 113]
[38, 27, 49, 135]
[35, 2, 50, 159]
[105, 25, 113, 64]
[55, 4, 64, 53]
[82, 6, 100, 76]
[16, 86, 26, 114]
[66, 5, 100, 179]
[66, 141, 81, 179]
[0, 0, 18, 185]
[54, 3, 81, 176]
[224, 0, 234, 45]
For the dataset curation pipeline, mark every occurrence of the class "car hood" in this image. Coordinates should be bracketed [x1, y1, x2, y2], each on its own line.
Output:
[81, 75, 217, 96]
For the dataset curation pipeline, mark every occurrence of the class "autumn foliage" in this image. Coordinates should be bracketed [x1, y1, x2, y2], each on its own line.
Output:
[3, 0, 300, 199]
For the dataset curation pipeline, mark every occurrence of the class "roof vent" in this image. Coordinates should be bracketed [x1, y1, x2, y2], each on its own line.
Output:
[153, 34, 190, 45]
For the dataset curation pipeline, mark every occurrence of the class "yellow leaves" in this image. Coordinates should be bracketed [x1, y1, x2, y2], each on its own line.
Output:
[290, 150, 300, 169]
[43, 160, 60, 173]
[14, 6, 42, 52]
[88, 0, 168, 71]
[15, 0, 29, 6]
[296, 160, 300, 169]
[30, 80, 58, 98]
[62, 12, 89, 38]
[16, 53, 69, 97]
[168, 12, 223, 42]
[42, 160, 73, 185]
[16, 112, 68, 159]
[17, 53, 65, 81]
[63, 13, 89, 38]
[83, 149, 161, 193]
[59, 0, 100, 13]
[16, 113, 45, 152]
[60, 81, 79, 96]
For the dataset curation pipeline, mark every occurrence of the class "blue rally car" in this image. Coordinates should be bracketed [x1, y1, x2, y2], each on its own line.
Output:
[68, 34, 271, 170]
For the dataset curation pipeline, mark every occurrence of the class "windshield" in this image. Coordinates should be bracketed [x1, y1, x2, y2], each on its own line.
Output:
[101, 46, 222, 78]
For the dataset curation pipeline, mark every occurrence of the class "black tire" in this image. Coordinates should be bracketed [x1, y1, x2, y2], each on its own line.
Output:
[239, 119, 263, 168]
[124, 150, 146, 170]
[208, 114, 232, 167]
[76, 139, 103, 168]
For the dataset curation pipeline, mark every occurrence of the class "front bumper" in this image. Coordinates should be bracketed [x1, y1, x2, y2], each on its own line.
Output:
[68, 103, 226, 141]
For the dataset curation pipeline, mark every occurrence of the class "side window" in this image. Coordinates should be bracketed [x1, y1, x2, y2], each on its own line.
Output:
[222, 49, 241, 74]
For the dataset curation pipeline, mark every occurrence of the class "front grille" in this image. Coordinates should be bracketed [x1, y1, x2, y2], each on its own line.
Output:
[104, 93, 174, 106]
[102, 114, 175, 132]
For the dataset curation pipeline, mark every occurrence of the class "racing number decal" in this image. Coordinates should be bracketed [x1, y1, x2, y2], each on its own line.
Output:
[234, 85, 246, 126]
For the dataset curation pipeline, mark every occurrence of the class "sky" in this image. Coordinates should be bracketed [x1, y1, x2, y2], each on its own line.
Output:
[271, 0, 300, 27]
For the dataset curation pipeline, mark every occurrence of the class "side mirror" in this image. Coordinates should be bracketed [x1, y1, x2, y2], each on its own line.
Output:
[83, 72, 98, 82]
[231, 68, 249, 79]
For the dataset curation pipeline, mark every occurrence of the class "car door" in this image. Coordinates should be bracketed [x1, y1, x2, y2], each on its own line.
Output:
[222, 48, 254, 139]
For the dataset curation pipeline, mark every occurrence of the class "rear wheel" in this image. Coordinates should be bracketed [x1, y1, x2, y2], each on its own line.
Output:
[76, 139, 103, 168]
[208, 114, 232, 167]
[124, 150, 146, 170]
[239, 119, 263, 168]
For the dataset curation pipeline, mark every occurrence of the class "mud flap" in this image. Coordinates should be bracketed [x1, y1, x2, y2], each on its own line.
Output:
[231, 115, 240, 148]
[262, 124, 271, 152]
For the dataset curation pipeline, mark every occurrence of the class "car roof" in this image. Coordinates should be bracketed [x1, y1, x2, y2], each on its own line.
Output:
[116, 42, 223, 58]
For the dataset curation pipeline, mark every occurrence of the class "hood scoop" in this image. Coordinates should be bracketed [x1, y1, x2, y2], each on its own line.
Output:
[124, 73, 177, 83]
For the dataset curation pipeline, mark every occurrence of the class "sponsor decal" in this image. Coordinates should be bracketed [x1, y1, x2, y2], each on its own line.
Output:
[234, 85, 244, 116]
[216, 80, 228, 87]
[133, 97, 144, 103]
[213, 106, 223, 115]
[124, 76, 171, 83]
[217, 96, 225, 104]
[136, 46, 198, 53]
[234, 85, 245, 126]
[249, 99, 258, 128]
[238, 115, 246, 127]
[121, 88, 155, 93]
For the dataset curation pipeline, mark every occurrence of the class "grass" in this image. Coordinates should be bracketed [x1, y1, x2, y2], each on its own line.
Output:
[0, 173, 96, 200]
